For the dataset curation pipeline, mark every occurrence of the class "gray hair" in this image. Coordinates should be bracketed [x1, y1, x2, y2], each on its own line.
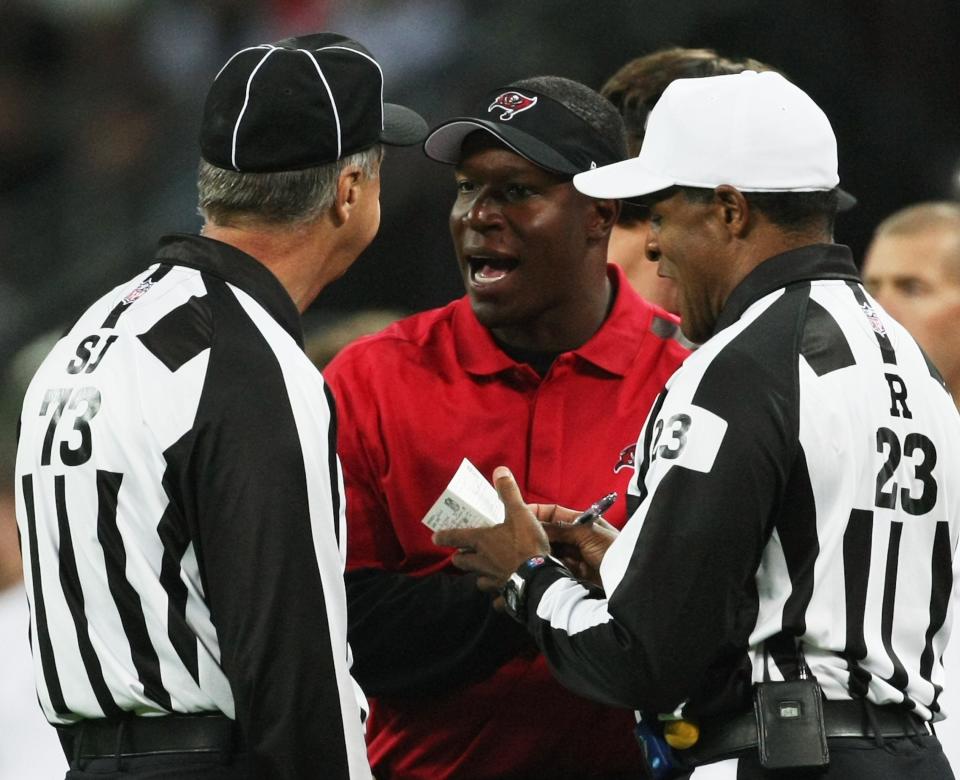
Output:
[198, 145, 383, 227]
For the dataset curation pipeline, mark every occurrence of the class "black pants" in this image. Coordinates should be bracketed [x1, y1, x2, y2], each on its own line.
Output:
[681, 734, 954, 779]
[65, 751, 254, 779]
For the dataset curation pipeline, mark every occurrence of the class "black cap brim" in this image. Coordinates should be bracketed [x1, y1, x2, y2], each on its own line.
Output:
[836, 187, 857, 211]
[424, 119, 580, 175]
[382, 103, 428, 146]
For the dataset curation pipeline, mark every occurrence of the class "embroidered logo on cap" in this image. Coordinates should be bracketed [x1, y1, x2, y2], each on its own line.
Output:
[488, 91, 538, 121]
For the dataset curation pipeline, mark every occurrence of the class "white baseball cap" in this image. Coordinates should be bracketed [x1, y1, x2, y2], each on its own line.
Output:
[574, 70, 846, 202]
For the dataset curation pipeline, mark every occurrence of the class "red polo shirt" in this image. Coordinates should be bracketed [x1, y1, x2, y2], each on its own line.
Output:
[324, 264, 689, 778]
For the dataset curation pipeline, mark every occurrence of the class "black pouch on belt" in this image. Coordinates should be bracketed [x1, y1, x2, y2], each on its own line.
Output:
[752, 643, 829, 770]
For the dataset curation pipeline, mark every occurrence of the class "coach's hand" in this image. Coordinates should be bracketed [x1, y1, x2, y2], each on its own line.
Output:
[433, 466, 550, 592]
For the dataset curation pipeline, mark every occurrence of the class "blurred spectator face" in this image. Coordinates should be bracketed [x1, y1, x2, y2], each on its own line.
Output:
[609, 218, 679, 314]
[863, 225, 960, 395]
[449, 133, 602, 332]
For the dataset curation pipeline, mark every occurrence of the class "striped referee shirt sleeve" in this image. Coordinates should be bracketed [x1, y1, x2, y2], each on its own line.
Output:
[520, 332, 794, 714]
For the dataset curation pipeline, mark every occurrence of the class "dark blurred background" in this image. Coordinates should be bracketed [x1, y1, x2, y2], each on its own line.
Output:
[2, 0, 959, 440]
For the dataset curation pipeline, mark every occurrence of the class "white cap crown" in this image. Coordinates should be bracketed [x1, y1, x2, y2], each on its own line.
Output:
[574, 71, 840, 199]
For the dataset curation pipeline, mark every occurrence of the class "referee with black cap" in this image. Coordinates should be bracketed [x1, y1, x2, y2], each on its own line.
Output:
[14, 32, 425, 779]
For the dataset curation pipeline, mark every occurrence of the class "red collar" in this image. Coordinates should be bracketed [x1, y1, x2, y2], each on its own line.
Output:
[453, 264, 666, 378]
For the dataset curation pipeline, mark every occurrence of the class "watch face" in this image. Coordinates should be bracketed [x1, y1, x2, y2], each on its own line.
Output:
[503, 574, 524, 620]
[504, 582, 519, 612]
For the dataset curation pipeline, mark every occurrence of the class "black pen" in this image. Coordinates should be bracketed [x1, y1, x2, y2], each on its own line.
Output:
[572, 492, 618, 525]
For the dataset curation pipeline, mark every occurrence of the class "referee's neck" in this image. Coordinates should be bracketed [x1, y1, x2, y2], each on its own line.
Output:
[201, 218, 347, 313]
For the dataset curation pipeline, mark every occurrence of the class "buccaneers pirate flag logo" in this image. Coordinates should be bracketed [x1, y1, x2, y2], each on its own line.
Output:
[488, 91, 538, 121]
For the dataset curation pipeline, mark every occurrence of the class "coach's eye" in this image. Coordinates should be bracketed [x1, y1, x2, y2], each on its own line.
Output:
[455, 179, 476, 195]
[504, 183, 535, 202]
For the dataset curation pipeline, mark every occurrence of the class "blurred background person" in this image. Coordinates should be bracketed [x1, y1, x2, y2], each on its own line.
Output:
[862, 201, 960, 407]
[600, 47, 776, 315]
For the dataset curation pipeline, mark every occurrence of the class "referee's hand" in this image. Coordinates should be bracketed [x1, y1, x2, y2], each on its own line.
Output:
[433, 466, 550, 592]
[541, 511, 618, 588]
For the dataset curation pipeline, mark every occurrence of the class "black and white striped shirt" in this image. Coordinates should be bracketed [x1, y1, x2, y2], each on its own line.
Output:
[520, 244, 960, 724]
[15, 234, 370, 778]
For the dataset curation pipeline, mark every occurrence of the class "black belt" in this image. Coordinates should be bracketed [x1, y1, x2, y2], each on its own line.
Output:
[685, 700, 931, 766]
[64, 713, 237, 760]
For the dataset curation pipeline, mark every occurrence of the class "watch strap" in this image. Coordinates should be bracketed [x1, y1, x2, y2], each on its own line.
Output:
[518, 554, 564, 579]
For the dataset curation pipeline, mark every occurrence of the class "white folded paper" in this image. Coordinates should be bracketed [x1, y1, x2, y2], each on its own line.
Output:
[421, 458, 505, 531]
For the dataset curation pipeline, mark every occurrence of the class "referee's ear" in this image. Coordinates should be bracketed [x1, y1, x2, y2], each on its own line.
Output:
[332, 165, 365, 227]
[713, 185, 750, 238]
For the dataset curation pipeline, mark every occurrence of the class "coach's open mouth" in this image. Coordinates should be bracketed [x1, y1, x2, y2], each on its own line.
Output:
[468, 255, 519, 285]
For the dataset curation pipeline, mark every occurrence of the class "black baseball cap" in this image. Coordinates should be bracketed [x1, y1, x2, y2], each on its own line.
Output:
[423, 85, 625, 176]
[201, 32, 427, 173]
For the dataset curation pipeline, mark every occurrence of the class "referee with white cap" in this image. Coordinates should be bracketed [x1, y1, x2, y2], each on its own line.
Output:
[435, 71, 959, 779]
[14, 32, 425, 779]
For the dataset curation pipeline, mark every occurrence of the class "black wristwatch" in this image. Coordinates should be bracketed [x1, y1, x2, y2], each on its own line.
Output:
[502, 554, 566, 623]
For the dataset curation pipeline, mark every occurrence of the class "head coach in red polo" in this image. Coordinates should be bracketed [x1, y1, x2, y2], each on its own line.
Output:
[323, 75, 689, 779]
